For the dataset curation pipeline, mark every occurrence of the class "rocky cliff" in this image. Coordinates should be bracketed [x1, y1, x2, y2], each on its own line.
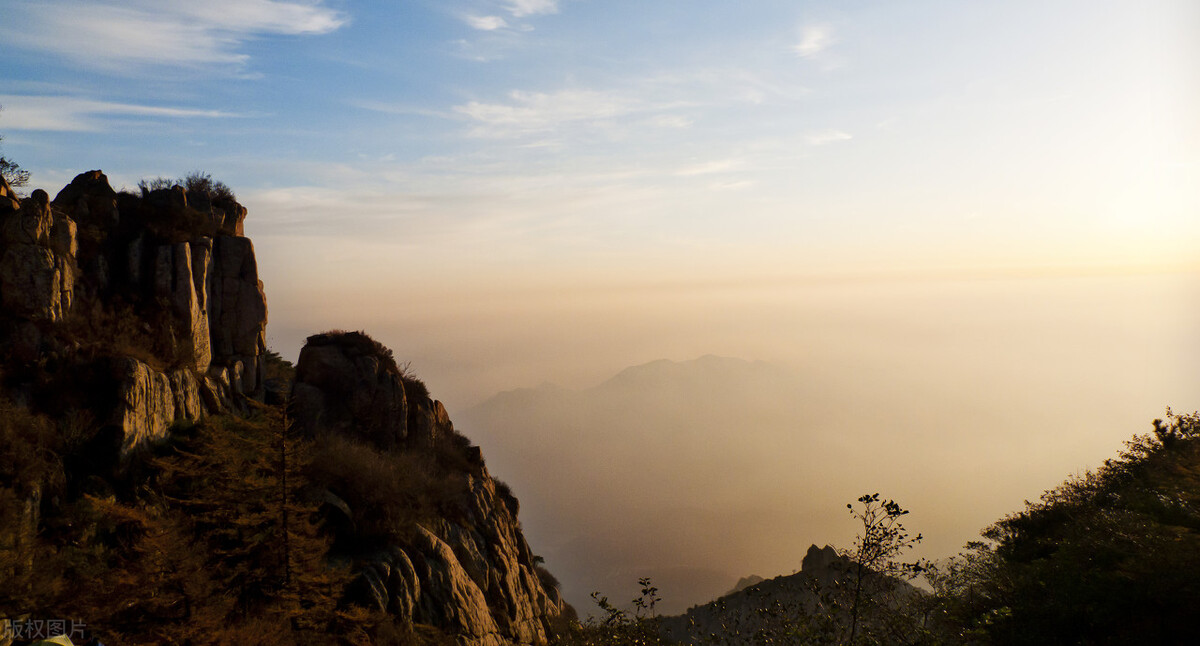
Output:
[0, 170, 267, 453]
[291, 331, 566, 645]
[0, 171, 565, 644]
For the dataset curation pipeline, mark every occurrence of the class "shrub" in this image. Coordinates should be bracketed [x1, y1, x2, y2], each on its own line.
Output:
[305, 330, 400, 377]
[181, 170, 236, 204]
[137, 176, 176, 194]
[306, 434, 471, 540]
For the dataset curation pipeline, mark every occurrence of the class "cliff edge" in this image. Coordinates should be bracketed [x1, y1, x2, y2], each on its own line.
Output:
[0, 171, 565, 644]
[0, 170, 267, 453]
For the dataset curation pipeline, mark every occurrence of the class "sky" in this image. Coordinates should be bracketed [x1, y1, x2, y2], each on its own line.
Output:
[2, 0, 1199, 611]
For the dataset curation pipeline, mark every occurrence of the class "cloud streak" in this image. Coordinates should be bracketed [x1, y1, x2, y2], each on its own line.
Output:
[504, 0, 559, 18]
[465, 15, 509, 31]
[453, 89, 646, 138]
[1, 0, 346, 72]
[0, 95, 238, 131]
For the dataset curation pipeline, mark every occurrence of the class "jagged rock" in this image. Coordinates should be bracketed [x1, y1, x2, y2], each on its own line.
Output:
[209, 235, 267, 393]
[52, 170, 118, 227]
[218, 201, 247, 237]
[291, 333, 408, 449]
[411, 525, 503, 641]
[0, 169, 273, 455]
[50, 210, 77, 257]
[802, 544, 844, 588]
[289, 331, 565, 644]
[0, 246, 64, 321]
[172, 242, 211, 370]
[3, 189, 52, 245]
[210, 236, 266, 356]
[128, 233, 144, 286]
[111, 358, 205, 452]
[0, 175, 20, 212]
[0, 191, 75, 323]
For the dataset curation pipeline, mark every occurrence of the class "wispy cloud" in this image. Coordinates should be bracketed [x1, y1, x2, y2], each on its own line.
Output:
[793, 24, 835, 58]
[804, 129, 852, 146]
[0, 0, 347, 72]
[465, 14, 509, 30]
[504, 0, 559, 18]
[675, 159, 743, 177]
[453, 89, 645, 138]
[0, 95, 238, 131]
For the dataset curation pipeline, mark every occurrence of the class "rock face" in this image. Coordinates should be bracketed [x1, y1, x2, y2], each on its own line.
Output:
[291, 332, 566, 645]
[0, 188, 75, 323]
[291, 331, 408, 450]
[0, 171, 268, 452]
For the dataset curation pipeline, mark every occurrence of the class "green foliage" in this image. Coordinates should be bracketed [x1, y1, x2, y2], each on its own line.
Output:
[137, 176, 175, 193]
[555, 578, 674, 646]
[933, 409, 1200, 645]
[841, 493, 926, 645]
[263, 347, 297, 383]
[137, 171, 236, 204]
[181, 170, 236, 204]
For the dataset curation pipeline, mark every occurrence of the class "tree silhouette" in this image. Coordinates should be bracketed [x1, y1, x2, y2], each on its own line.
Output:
[0, 106, 30, 189]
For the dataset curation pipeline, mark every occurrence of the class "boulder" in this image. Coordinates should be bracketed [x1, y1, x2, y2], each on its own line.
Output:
[291, 333, 408, 449]
[52, 170, 118, 227]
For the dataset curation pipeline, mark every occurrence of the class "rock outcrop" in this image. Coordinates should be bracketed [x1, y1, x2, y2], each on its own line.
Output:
[0, 171, 567, 644]
[0, 171, 268, 453]
[661, 544, 920, 645]
[291, 331, 566, 645]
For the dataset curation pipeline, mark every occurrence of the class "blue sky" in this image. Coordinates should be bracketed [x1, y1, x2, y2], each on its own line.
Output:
[3, 0, 1199, 608]
[3, 1, 1196, 279]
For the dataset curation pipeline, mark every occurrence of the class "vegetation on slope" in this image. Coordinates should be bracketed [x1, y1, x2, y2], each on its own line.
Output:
[0, 395, 482, 644]
[556, 410, 1200, 646]
[929, 409, 1200, 644]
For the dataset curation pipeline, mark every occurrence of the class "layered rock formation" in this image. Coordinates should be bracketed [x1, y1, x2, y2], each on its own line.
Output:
[0, 171, 267, 452]
[291, 332, 566, 645]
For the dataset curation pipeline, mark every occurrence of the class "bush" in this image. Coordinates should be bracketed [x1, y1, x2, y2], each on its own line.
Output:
[137, 176, 176, 194]
[306, 434, 471, 540]
[181, 170, 236, 204]
[935, 410, 1200, 644]
[305, 330, 400, 377]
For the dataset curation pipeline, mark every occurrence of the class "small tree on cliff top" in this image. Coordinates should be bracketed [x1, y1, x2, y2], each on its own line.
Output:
[0, 106, 31, 190]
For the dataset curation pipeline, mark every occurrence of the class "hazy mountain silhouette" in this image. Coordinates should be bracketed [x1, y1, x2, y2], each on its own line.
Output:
[459, 355, 849, 615]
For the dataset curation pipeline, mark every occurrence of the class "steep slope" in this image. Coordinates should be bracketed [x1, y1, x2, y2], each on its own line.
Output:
[291, 331, 567, 644]
[0, 172, 566, 644]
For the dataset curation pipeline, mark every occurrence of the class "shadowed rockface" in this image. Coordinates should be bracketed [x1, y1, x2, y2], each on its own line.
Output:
[0, 170, 267, 453]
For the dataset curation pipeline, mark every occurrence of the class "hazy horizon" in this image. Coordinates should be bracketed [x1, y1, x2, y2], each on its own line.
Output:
[2, 0, 1197, 618]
